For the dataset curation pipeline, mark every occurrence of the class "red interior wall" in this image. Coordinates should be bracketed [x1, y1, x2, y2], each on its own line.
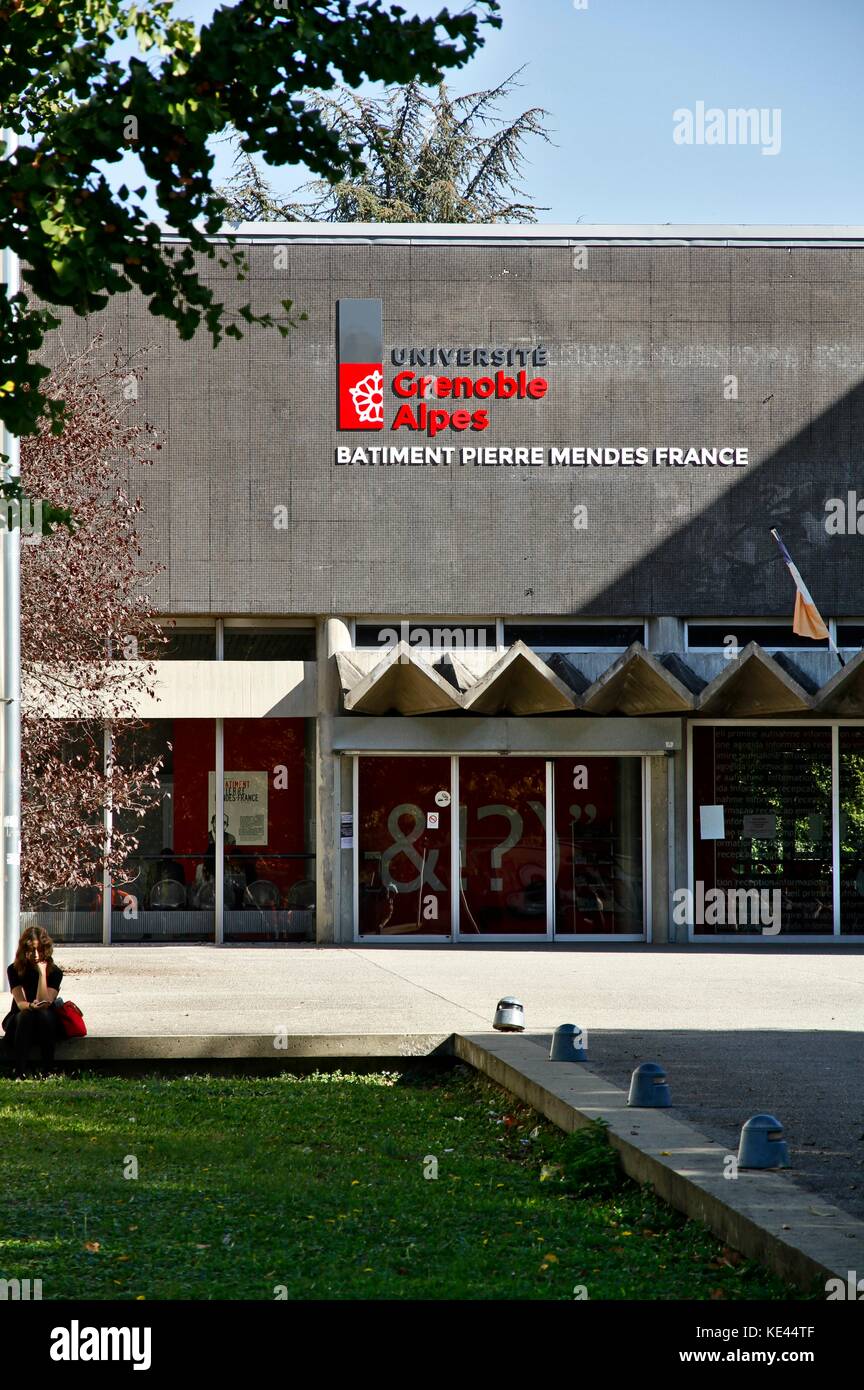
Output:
[171, 718, 306, 855]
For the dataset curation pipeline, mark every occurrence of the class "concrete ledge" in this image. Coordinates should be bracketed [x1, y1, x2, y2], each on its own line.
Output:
[50, 1033, 452, 1062]
[455, 1031, 863, 1292]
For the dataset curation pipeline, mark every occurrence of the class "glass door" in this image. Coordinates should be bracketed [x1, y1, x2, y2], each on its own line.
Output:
[356, 755, 453, 938]
[552, 757, 645, 937]
[457, 757, 550, 938]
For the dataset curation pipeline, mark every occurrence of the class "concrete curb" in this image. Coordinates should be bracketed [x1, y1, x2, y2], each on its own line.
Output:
[52, 1033, 452, 1061]
[455, 1031, 862, 1293]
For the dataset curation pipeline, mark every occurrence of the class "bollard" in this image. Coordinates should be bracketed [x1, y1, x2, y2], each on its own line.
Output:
[492, 996, 525, 1032]
[549, 1024, 588, 1062]
[627, 1061, 671, 1107]
[737, 1114, 790, 1169]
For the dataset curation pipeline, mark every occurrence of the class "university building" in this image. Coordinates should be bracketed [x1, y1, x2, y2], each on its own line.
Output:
[27, 223, 864, 945]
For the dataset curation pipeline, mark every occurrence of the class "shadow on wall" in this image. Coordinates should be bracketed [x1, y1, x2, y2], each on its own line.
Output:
[588, 375, 864, 617]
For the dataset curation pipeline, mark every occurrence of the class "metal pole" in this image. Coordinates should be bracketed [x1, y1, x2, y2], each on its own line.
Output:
[215, 717, 224, 944]
[1, 127, 21, 970]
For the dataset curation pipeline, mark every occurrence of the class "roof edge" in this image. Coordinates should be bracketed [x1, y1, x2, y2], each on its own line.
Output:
[159, 222, 864, 248]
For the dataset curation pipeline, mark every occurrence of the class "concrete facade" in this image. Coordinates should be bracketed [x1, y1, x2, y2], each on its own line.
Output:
[30, 226, 864, 948]
[46, 224, 864, 619]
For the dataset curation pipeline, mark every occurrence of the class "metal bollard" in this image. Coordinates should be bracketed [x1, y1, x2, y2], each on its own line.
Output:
[737, 1113, 790, 1169]
[549, 1024, 588, 1062]
[627, 1061, 671, 1107]
[492, 996, 525, 1032]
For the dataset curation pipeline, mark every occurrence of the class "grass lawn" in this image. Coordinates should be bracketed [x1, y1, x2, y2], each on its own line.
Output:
[0, 1064, 802, 1300]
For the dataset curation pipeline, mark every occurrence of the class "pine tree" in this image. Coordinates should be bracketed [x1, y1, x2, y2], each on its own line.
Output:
[215, 71, 551, 224]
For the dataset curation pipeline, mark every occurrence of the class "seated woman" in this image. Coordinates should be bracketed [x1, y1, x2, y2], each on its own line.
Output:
[2, 926, 64, 1076]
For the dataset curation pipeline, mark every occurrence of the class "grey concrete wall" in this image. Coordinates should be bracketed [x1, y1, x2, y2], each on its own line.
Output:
[44, 239, 864, 620]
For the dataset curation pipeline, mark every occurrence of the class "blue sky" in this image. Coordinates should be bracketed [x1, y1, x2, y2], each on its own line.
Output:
[110, 0, 864, 224]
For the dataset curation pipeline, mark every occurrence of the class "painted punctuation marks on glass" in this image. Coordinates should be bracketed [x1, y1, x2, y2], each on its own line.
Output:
[380, 804, 445, 892]
[477, 806, 524, 891]
[382, 783, 598, 892]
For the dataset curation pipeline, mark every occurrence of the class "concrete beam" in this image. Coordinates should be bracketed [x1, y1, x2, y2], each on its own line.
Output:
[24, 660, 317, 719]
[332, 715, 684, 754]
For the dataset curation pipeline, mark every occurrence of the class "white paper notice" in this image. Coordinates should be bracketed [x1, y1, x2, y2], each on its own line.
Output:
[700, 805, 725, 840]
[742, 814, 777, 839]
[208, 771, 268, 846]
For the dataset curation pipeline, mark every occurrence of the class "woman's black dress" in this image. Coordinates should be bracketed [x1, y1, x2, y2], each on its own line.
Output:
[2, 962, 64, 1067]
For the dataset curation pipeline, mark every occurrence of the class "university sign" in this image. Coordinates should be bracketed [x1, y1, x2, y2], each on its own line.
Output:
[335, 297, 750, 470]
[337, 298, 549, 435]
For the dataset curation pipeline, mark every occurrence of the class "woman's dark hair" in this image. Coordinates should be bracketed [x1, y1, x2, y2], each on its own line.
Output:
[13, 926, 54, 978]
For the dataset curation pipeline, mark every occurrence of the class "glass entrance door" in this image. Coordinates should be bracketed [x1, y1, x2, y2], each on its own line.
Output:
[552, 757, 645, 937]
[353, 754, 646, 940]
[457, 757, 549, 938]
[357, 755, 452, 937]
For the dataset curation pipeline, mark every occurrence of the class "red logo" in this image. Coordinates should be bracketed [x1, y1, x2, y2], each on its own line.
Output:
[339, 362, 384, 430]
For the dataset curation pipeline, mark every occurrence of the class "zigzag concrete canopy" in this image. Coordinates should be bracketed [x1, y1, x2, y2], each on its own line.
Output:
[342, 640, 463, 715]
[336, 640, 857, 719]
[460, 641, 579, 715]
[813, 648, 864, 715]
[581, 643, 698, 715]
[334, 651, 366, 697]
[697, 641, 814, 715]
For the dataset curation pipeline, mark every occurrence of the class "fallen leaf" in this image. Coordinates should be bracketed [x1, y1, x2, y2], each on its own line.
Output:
[83, 1241, 100, 1253]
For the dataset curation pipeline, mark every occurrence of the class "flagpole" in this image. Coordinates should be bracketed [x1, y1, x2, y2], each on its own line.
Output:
[770, 527, 845, 667]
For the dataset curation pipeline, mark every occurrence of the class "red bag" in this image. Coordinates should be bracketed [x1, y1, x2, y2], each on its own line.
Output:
[54, 1001, 87, 1038]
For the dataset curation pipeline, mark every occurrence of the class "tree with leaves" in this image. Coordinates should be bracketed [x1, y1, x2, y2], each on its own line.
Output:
[20, 341, 166, 903]
[216, 71, 551, 224]
[0, 0, 500, 439]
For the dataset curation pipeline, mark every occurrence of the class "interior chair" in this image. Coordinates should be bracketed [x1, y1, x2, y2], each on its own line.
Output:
[149, 878, 186, 910]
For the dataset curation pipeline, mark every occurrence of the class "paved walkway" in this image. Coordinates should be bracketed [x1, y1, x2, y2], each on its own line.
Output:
[56, 941, 864, 1036]
[51, 942, 864, 1222]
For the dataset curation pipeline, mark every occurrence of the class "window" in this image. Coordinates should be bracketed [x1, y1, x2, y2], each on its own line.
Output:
[221, 718, 315, 941]
[158, 625, 217, 660]
[503, 623, 644, 651]
[839, 729, 864, 934]
[692, 726, 833, 935]
[687, 623, 829, 651]
[111, 720, 216, 942]
[222, 628, 316, 661]
[355, 622, 496, 652]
